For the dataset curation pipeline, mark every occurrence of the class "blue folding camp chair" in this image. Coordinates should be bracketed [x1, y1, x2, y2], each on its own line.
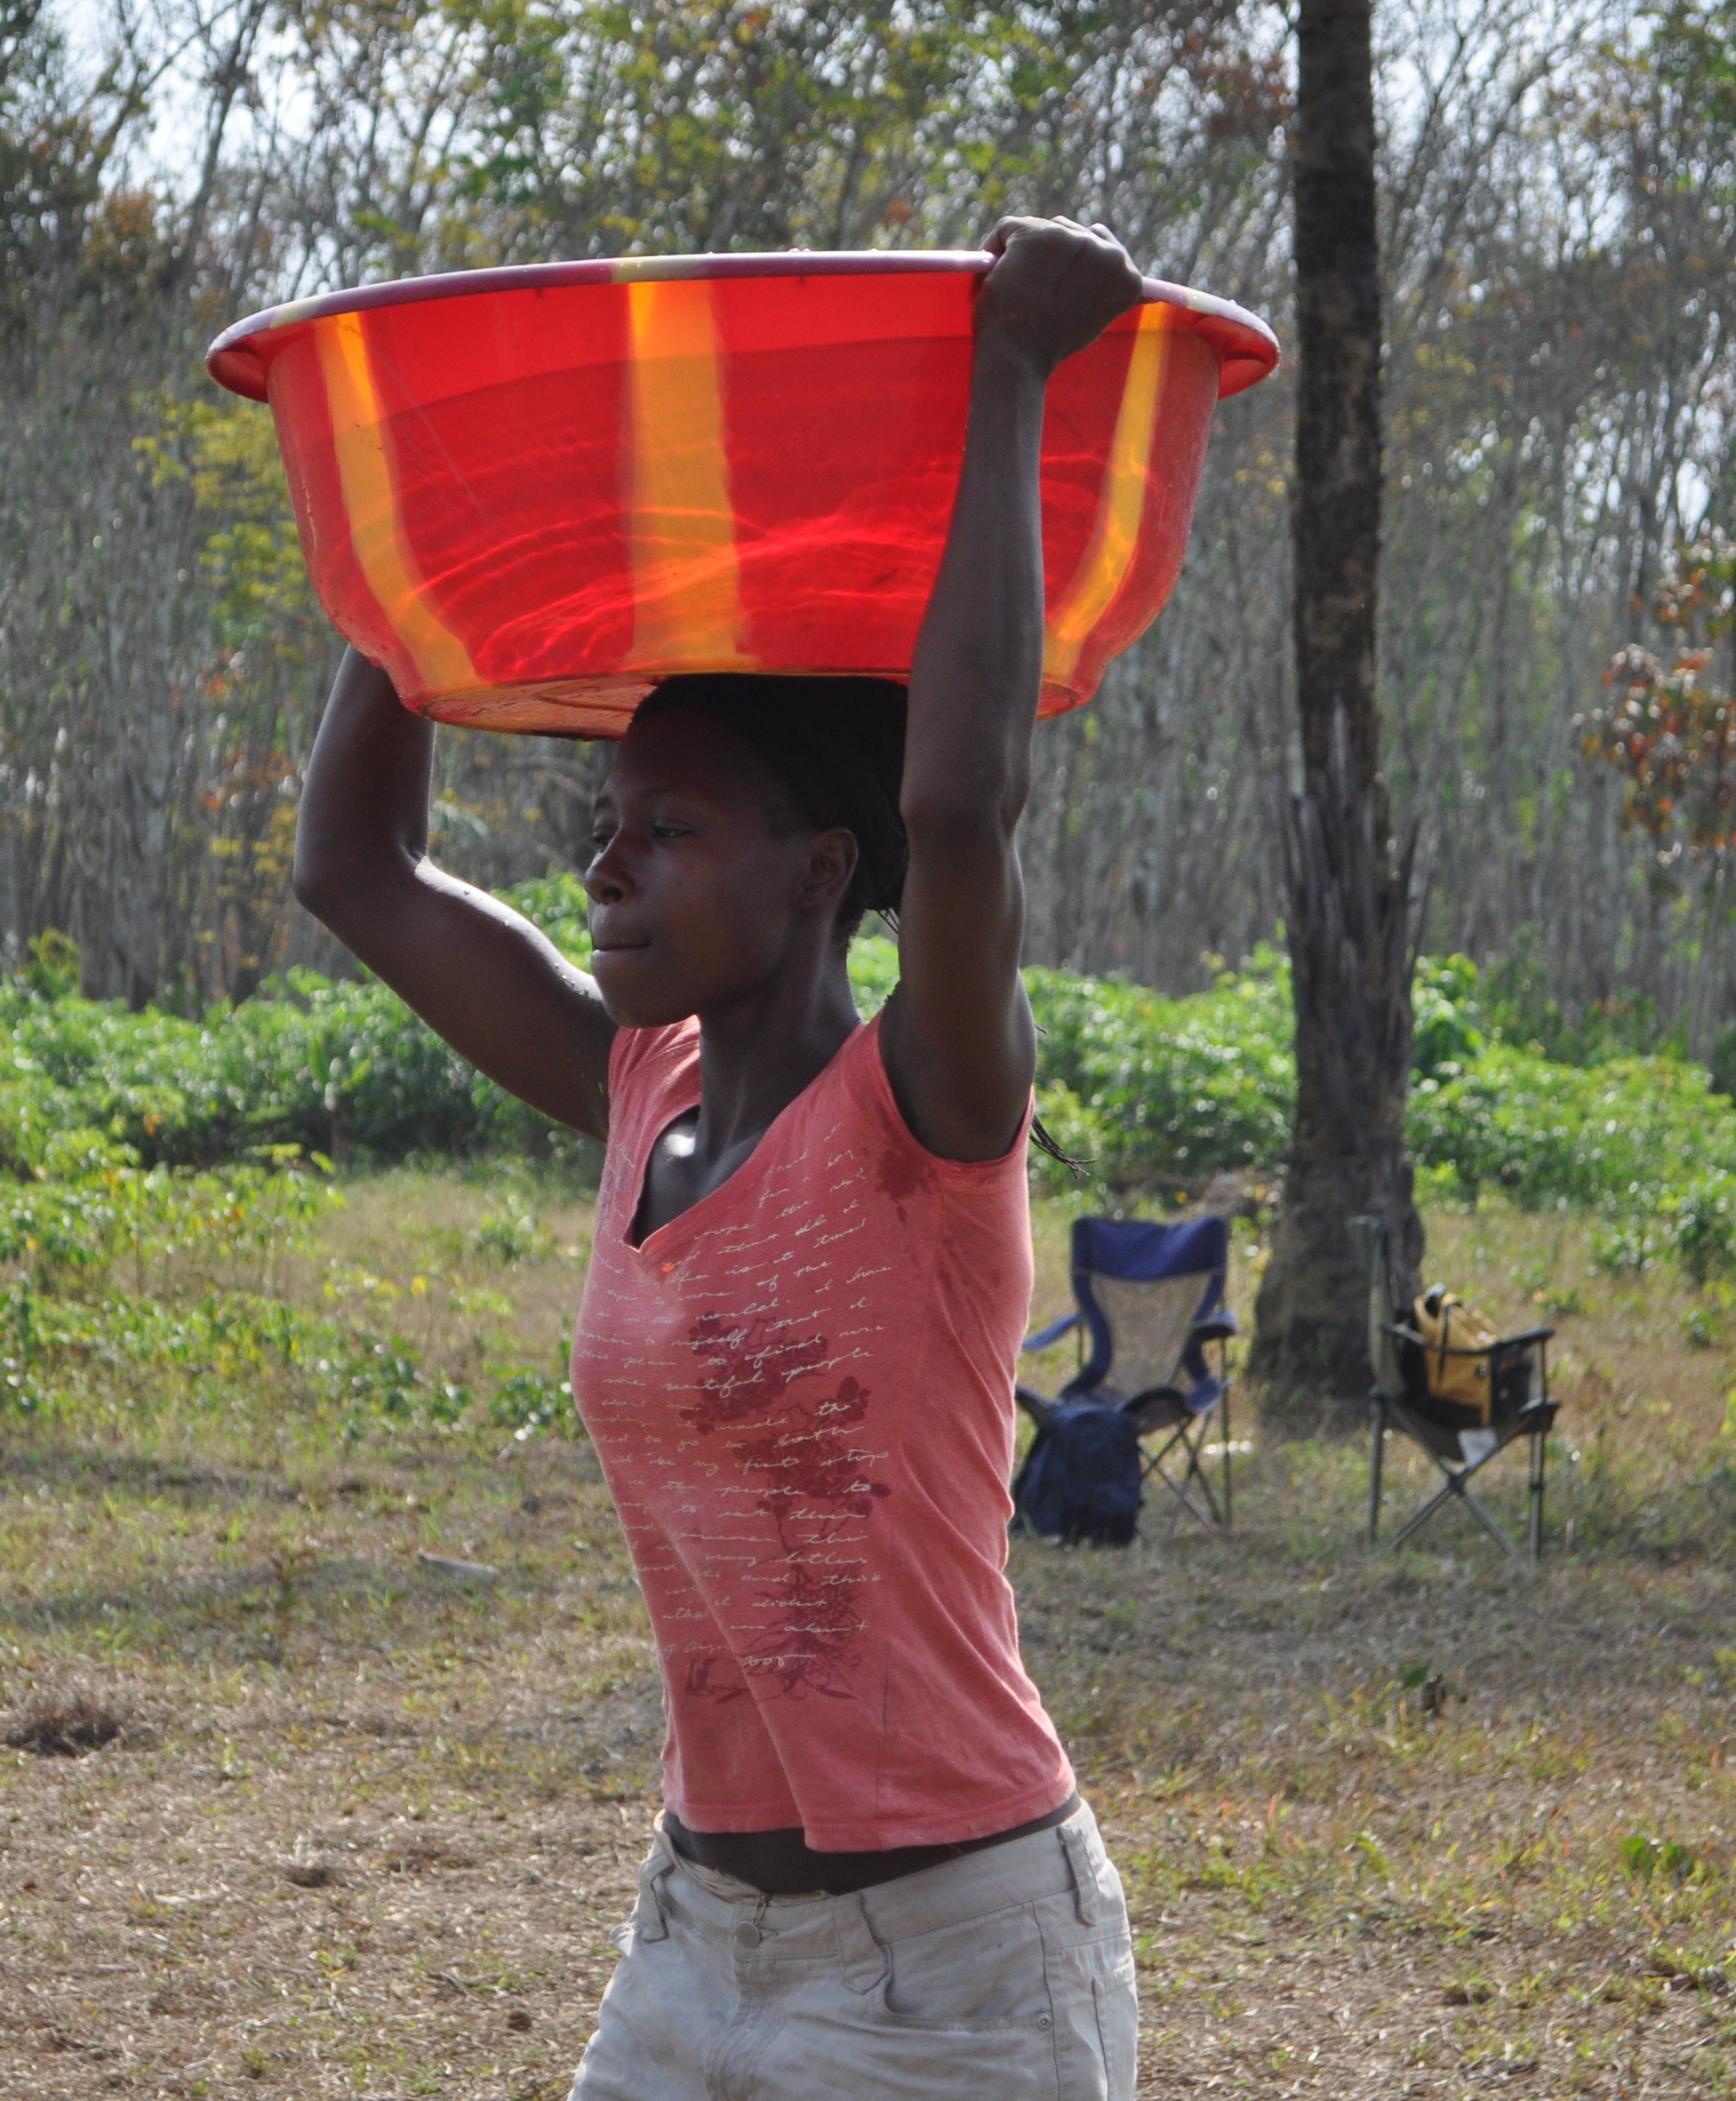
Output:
[1017, 1215, 1239, 1531]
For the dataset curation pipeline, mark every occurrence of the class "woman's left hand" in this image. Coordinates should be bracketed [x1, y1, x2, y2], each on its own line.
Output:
[974, 217, 1145, 378]
[883, 214, 1143, 1164]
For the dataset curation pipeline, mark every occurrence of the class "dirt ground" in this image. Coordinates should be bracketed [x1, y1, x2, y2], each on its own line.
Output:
[1, 1176, 1734, 2098]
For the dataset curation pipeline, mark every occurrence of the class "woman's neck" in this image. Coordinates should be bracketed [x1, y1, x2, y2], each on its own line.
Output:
[690, 945, 861, 1164]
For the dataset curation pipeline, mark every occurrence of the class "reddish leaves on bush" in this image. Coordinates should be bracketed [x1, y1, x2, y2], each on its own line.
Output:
[1585, 534, 1736, 865]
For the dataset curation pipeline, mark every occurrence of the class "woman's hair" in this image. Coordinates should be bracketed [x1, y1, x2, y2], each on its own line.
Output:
[637, 673, 908, 940]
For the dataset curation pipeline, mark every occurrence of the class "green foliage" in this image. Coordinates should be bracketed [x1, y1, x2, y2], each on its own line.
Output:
[1408, 1046, 1736, 1270]
[1461, 936, 1673, 1066]
[0, 1133, 574, 1444]
[22, 929, 81, 1002]
[1410, 954, 1485, 1079]
[0, 972, 474, 1167]
[0, 875, 599, 1173]
[468, 1194, 554, 1264]
[0, 875, 581, 1446]
[442, 1, 1274, 263]
[11, 894, 1736, 1276]
[846, 932, 900, 1017]
[1023, 949, 1296, 1192]
[1011, 944, 1736, 1275]
[134, 394, 316, 651]
[1619, 1832, 1698, 1887]
[489, 1364, 575, 1439]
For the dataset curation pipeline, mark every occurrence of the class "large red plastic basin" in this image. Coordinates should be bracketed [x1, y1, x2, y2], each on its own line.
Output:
[207, 253, 1277, 735]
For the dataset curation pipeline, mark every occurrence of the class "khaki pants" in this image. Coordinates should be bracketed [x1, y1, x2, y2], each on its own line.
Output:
[571, 1802, 1137, 2100]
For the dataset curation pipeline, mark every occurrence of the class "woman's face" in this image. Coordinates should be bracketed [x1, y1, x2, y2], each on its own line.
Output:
[584, 705, 854, 1027]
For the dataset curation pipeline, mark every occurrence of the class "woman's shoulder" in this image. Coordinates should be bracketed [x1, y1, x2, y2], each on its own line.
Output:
[832, 1012, 1032, 1182]
[607, 1020, 701, 1129]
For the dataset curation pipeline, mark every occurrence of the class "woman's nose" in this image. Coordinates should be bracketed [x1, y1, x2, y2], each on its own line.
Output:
[583, 840, 630, 905]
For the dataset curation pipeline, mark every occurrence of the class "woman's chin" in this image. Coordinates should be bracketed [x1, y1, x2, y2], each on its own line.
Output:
[592, 951, 694, 1031]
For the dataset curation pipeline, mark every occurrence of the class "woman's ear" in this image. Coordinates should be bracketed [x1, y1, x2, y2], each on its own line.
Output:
[798, 825, 859, 919]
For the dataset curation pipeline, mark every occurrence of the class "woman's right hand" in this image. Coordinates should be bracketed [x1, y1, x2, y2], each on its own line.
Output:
[294, 648, 616, 1142]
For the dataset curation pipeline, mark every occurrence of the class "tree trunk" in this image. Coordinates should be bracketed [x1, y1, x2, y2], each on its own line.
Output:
[1250, 0, 1425, 1427]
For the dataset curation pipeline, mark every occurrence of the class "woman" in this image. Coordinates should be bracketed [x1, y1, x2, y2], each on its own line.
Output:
[294, 214, 1144, 2101]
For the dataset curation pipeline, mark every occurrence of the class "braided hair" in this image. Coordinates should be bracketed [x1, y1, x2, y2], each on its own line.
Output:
[633, 672, 1080, 1173]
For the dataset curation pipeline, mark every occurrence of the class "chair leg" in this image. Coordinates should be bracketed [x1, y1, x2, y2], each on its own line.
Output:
[1377, 1397, 1553, 1560]
[1173, 1423, 1221, 1529]
[1221, 1380, 1233, 1532]
[1384, 1441, 1523, 1560]
[1385, 1477, 1456, 1552]
[1141, 1425, 1189, 1535]
[1143, 1421, 1224, 1531]
[1459, 1477, 1524, 1559]
[1183, 1424, 1225, 1528]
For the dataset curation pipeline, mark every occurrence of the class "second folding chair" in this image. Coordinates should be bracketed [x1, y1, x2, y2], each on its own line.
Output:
[1017, 1214, 1238, 1533]
[1350, 1214, 1558, 1562]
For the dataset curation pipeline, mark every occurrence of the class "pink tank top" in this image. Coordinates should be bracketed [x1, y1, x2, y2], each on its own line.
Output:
[569, 1014, 1074, 1852]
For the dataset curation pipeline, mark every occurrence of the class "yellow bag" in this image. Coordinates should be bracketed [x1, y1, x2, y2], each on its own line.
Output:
[1412, 1288, 1498, 1422]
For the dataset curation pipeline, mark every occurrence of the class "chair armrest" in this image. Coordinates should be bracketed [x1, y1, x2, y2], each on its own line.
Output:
[1023, 1311, 1080, 1353]
[1190, 1312, 1239, 1344]
[1127, 1373, 1224, 1428]
[1389, 1321, 1554, 1356]
[1014, 1382, 1056, 1427]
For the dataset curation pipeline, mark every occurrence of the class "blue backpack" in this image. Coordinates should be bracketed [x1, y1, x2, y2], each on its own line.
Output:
[1013, 1401, 1142, 1546]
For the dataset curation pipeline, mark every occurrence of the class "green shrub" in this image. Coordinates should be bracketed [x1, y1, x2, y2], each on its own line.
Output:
[1478, 933, 1677, 1065]
[12, 889, 1736, 1275]
[1408, 1046, 1736, 1205]
[1023, 949, 1295, 1188]
[0, 875, 600, 1170]
[1411, 953, 1485, 1079]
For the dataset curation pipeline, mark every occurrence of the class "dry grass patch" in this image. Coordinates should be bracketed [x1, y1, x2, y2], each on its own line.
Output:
[4, 1690, 128, 1759]
[0, 1178, 1732, 2097]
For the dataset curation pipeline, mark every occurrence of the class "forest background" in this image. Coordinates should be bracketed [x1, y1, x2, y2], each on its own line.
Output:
[9, 15, 1736, 2090]
[4, 0, 1736, 1056]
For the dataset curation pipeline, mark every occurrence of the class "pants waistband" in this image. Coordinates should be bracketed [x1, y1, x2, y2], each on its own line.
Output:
[634, 1802, 1109, 1965]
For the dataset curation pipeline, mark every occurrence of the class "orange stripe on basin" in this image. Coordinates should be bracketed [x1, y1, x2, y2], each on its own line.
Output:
[624, 278, 749, 670]
[315, 311, 480, 698]
[1042, 306, 1174, 687]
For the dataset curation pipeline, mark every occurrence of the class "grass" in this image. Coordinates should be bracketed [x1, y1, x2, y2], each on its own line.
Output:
[1, 1173, 1735, 2097]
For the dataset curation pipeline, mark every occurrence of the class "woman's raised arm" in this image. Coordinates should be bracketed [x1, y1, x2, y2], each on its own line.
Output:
[294, 648, 616, 1141]
[880, 218, 1143, 1161]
